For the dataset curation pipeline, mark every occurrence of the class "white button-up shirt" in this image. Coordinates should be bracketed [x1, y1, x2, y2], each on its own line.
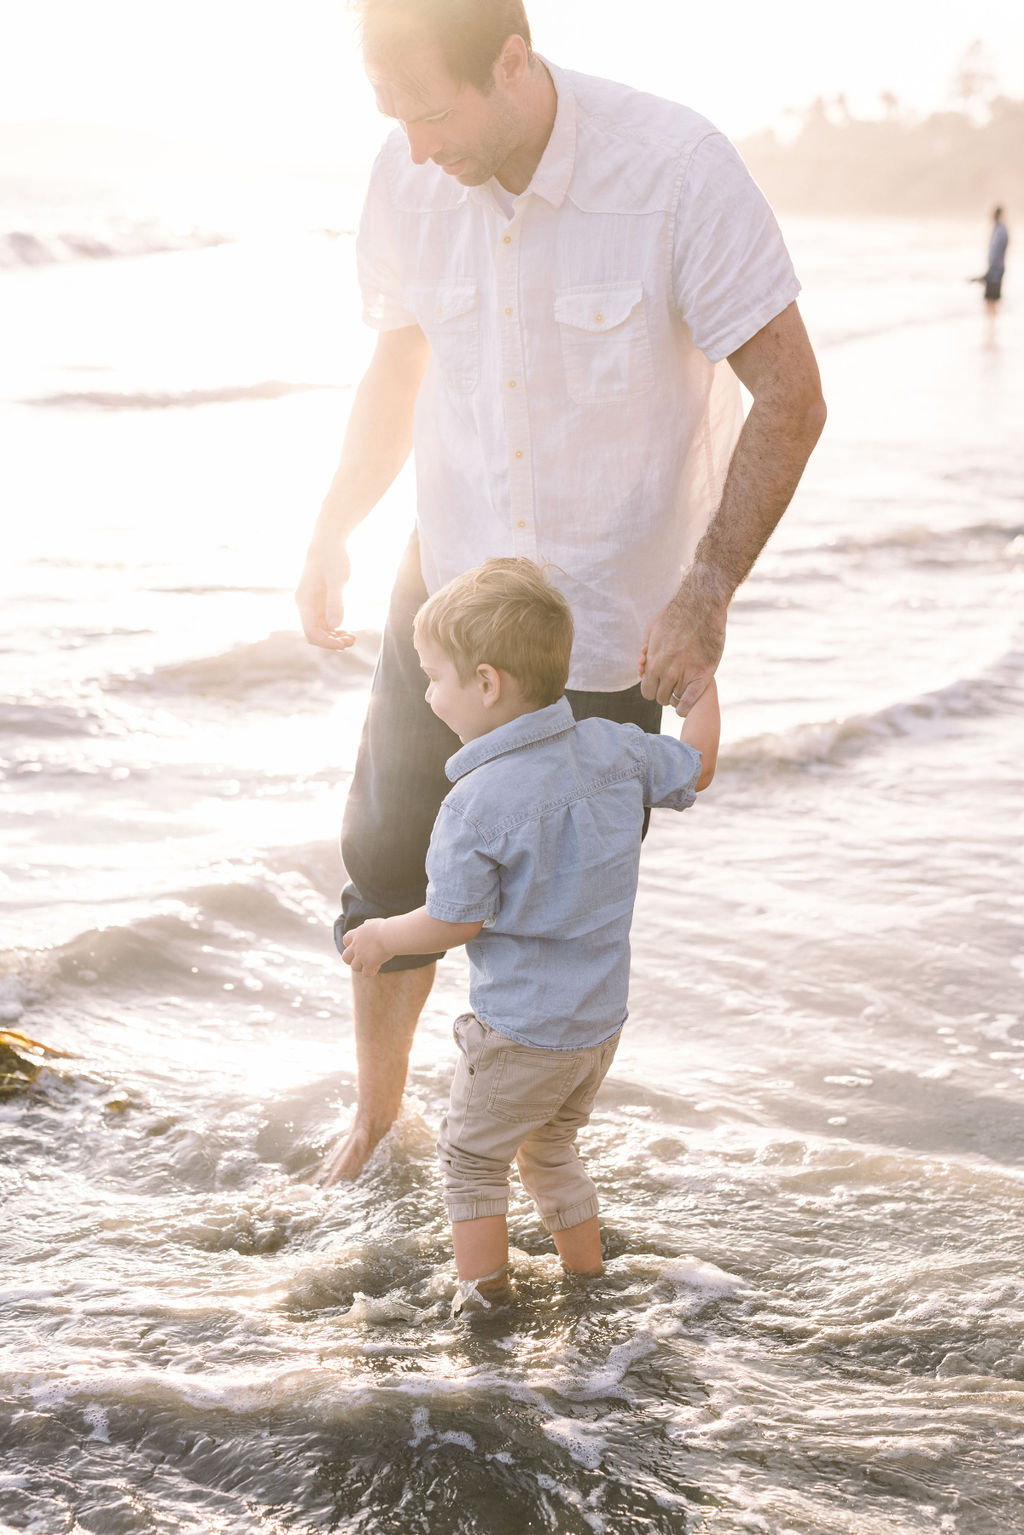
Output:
[357, 61, 800, 690]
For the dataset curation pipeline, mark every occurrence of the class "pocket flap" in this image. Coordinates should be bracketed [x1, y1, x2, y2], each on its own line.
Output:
[553, 284, 644, 333]
[407, 282, 479, 325]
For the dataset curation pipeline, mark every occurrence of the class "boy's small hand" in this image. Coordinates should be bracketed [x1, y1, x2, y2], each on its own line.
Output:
[342, 920, 392, 975]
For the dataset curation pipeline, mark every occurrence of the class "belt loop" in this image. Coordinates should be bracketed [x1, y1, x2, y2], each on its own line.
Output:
[453, 1012, 479, 1072]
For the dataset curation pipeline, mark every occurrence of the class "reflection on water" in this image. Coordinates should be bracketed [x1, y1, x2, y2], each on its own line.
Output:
[1, 209, 1023, 1533]
[4, 1026, 1022, 1533]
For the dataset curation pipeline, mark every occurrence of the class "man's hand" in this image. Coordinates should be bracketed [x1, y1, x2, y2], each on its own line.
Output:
[342, 919, 395, 976]
[639, 565, 729, 716]
[295, 539, 356, 651]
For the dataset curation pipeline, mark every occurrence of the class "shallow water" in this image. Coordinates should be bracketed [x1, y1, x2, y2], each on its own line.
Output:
[2, 200, 1023, 1534]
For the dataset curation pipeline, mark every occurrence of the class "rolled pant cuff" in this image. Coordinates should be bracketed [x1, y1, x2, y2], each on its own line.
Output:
[541, 1196, 600, 1233]
[447, 1197, 510, 1223]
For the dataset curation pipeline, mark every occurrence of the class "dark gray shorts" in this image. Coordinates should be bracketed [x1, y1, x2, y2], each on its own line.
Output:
[336, 536, 662, 972]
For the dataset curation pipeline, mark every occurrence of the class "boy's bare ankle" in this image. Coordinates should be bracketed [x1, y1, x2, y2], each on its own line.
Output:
[476, 1271, 514, 1300]
[452, 1261, 516, 1317]
[560, 1263, 604, 1281]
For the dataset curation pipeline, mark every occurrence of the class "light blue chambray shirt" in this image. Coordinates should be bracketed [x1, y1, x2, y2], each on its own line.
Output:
[424, 697, 702, 1051]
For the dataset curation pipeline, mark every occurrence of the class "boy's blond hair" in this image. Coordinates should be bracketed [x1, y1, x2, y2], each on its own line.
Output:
[414, 558, 573, 707]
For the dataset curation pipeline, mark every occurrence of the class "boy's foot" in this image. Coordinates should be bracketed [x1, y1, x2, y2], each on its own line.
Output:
[558, 1264, 607, 1302]
[451, 1262, 516, 1318]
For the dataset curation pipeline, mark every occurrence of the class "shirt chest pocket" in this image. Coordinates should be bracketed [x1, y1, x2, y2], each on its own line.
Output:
[407, 282, 479, 394]
[553, 283, 652, 404]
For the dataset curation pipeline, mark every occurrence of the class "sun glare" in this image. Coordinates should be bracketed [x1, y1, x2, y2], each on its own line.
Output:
[3, 0, 1022, 165]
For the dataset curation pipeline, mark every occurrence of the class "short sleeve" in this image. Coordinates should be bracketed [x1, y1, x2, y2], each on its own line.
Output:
[642, 735, 702, 812]
[424, 804, 501, 923]
[672, 133, 801, 363]
[356, 138, 418, 331]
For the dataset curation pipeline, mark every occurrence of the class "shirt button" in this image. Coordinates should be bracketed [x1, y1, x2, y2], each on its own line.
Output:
[514, 449, 523, 459]
[504, 306, 513, 316]
[508, 379, 517, 389]
[502, 234, 512, 244]
[594, 312, 604, 323]
[517, 520, 527, 529]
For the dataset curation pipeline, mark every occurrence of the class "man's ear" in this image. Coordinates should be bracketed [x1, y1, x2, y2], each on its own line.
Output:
[495, 33, 529, 90]
[476, 663, 503, 707]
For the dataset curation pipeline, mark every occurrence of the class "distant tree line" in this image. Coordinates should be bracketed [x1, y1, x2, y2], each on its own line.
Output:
[739, 93, 1023, 217]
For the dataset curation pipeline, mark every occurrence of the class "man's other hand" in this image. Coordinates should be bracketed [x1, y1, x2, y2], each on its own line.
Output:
[295, 541, 356, 650]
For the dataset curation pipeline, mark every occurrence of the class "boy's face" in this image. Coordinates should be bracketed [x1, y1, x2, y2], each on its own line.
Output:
[416, 636, 493, 743]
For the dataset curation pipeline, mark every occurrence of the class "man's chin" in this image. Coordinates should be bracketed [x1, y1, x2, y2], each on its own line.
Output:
[438, 159, 490, 186]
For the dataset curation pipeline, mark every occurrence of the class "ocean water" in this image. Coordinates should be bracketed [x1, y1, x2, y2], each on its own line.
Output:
[1, 178, 1023, 1535]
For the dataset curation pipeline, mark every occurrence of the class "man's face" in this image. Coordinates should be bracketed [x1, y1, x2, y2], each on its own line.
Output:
[367, 41, 522, 186]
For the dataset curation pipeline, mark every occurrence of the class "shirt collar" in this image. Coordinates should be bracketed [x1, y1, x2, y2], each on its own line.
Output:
[445, 696, 575, 782]
[468, 57, 576, 213]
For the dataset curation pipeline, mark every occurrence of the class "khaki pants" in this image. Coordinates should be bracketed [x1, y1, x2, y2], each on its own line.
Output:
[437, 1014, 621, 1231]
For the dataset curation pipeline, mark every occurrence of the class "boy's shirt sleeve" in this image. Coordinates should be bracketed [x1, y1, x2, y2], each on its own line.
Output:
[424, 803, 501, 924]
[641, 735, 702, 810]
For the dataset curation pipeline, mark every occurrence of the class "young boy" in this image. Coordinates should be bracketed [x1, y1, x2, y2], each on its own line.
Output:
[342, 558, 719, 1316]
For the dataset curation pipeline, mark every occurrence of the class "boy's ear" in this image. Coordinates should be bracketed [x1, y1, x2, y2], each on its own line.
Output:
[476, 663, 502, 705]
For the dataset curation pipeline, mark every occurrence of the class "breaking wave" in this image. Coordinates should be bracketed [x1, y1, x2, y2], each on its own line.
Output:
[726, 651, 1021, 774]
[0, 854, 342, 1023]
[26, 379, 338, 411]
[0, 223, 231, 270]
[820, 519, 1024, 561]
[115, 629, 378, 697]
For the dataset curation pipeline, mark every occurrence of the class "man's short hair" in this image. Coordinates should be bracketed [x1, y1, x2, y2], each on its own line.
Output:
[355, 0, 532, 90]
[414, 558, 572, 707]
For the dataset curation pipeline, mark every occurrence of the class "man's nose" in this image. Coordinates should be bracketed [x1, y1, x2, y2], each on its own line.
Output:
[403, 121, 441, 165]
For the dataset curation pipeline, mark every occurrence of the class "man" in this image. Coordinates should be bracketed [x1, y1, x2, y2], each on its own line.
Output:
[296, 0, 826, 1184]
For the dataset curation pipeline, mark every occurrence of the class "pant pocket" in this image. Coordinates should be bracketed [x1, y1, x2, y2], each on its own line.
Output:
[486, 1042, 575, 1125]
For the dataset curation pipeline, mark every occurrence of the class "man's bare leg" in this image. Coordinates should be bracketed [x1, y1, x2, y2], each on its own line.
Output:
[317, 963, 436, 1186]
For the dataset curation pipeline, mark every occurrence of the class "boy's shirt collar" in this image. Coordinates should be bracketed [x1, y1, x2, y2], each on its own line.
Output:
[445, 697, 575, 783]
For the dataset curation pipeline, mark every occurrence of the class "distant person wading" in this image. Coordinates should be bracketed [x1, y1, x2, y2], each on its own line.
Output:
[983, 205, 1009, 318]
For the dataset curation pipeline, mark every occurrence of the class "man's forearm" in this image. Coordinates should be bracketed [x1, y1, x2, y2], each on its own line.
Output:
[639, 305, 825, 712]
[313, 325, 431, 545]
[684, 303, 827, 611]
[685, 384, 825, 606]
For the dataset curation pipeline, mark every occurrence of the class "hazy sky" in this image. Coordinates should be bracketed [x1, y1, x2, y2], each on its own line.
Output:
[4, 0, 1023, 168]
